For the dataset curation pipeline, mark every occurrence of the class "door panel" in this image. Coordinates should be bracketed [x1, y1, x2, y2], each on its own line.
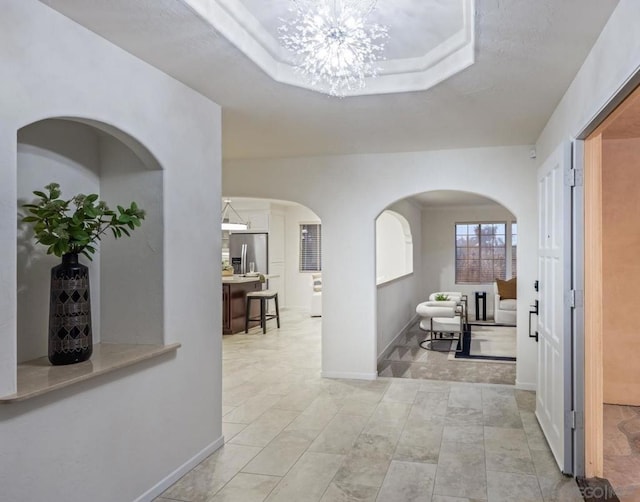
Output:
[537, 142, 573, 473]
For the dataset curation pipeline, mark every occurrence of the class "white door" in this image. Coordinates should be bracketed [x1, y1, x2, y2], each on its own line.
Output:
[536, 142, 573, 473]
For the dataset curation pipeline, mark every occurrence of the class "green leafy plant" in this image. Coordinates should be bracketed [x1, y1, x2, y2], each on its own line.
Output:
[22, 182, 145, 260]
[434, 293, 450, 301]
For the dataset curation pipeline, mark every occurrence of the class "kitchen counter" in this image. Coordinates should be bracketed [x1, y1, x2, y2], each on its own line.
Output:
[222, 275, 262, 284]
[222, 277, 263, 334]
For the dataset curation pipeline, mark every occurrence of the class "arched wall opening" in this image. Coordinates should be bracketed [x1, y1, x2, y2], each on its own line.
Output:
[220, 196, 322, 313]
[17, 117, 164, 363]
[376, 210, 413, 285]
[375, 189, 520, 384]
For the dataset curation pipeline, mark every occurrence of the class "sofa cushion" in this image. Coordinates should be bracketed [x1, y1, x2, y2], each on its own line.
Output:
[496, 277, 517, 299]
[499, 299, 517, 311]
[311, 273, 322, 292]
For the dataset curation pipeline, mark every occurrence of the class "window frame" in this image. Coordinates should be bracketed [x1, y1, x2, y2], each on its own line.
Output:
[299, 222, 322, 272]
[454, 221, 512, 285]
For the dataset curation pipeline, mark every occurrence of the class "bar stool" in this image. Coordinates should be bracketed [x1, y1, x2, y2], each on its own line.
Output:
[245, 290, 280, 334]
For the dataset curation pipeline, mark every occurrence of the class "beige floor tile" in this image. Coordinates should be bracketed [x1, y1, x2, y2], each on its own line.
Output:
[332, 453, 391, 491]
[223, 422, 248, 442]
[319, 481, 379, 502]
[264, 451, 345, 502]
[442, 425, 483, 444]
[228, 408, 299, 447]
[161, 444, 262, 501]
[376, 460, 437, 502]
[242, 430, 315, 477]
[381, 380, 421, 404]
[486, 470, 543, 502]
[433, 442, 486, 500]
[198, 313, 569, 502]
[309, 413, 369, 454]
[448, 385, 483, 410]
[210, 473, 281, 502]
[394, 423, 443, 463]
[223, 393, 280, 424]
[484, 426, 535, 474]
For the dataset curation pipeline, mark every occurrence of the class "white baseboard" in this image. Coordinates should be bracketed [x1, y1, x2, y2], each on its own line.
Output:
[134, 435, 224, 502]
[515, 380, 537, 391]
[321, 371, 378, 381]
[377, 314, 418, 364]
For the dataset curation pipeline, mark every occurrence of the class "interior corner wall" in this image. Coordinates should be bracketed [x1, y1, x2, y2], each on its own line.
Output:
[0, 2, 222, 501]
[421, 204, 516, 320]
[99, 133, 164, 345]
[602, 137, 640, 405]
[376, 199, 422, 359]
[224, 145, 538, 385]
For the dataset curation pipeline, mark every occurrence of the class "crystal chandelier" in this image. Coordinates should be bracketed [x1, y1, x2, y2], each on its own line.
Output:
[278, 0, 389, 97]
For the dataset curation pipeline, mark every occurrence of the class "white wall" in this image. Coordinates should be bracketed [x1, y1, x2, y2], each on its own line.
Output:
[284, 204, 321, 310]
[224, 145, 538, 386]
[376, 199, 422, 359]
[0, 2, 222, 501]
[536, 0, 640, 159]
[421, 203, 516, 319]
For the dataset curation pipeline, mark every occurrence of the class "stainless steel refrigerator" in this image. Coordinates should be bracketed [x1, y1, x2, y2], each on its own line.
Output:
[229, 232, 269, 276]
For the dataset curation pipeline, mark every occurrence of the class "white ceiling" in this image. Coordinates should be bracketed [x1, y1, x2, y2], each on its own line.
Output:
[39, 0, 619, 160]
[410, 190, 506, 209]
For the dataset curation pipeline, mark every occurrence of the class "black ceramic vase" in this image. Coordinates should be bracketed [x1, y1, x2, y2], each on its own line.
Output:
[48, 253, 93, 365]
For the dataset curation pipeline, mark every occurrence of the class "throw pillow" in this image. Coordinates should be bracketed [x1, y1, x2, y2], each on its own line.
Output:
[312, 273, 322, 292]
[496, 277, 517, 299]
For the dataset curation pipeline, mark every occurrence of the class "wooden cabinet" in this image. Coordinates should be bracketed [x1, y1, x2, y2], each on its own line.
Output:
[222, 279, 262, 334]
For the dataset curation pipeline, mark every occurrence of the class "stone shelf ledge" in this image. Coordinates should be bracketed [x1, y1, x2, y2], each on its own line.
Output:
[1, 342, 181, 403]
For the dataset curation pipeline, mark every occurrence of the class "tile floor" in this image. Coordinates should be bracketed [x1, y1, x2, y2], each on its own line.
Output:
[377, 321, 516, 386]
[603, 404, 640, 501]
[156, 310, 582, 502]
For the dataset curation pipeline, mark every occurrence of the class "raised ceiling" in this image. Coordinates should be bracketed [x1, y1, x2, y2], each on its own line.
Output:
[39, 0, 619, 159]
[182, 0, 475, 96]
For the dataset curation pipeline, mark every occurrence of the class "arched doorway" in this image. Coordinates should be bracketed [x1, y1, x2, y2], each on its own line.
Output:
[375, 190, 520, 385]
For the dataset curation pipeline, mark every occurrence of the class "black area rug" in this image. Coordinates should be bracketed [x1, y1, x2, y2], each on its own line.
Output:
[453, 326, 517, 362]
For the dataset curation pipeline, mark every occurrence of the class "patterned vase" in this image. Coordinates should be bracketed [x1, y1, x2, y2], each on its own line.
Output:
[48, 253, 93, 365]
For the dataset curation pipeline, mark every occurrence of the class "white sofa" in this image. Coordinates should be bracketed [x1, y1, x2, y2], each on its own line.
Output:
[310, 273, 322, 317]
[494, 281, 517, 325]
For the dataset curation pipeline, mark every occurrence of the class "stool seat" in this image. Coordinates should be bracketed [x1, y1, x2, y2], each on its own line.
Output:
[245, 291, 280, 334]
[247, 290, 278, 298]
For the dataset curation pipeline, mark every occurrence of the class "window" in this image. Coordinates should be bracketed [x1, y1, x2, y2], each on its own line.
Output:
[455, 223, 507, 283]
[300, 223, 321, 272]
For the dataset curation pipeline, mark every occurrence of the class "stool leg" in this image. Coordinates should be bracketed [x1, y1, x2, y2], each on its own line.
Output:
[274, 294, 280, 328]
[245, 297, 250, 333]
[261, 298, 266, 334]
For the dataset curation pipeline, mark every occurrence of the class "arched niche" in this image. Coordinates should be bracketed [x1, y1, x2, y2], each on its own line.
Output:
[17, 118, 164, 363]
[376, 210, 413, 284]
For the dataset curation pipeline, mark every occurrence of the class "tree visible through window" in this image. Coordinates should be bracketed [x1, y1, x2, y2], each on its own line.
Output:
[455, 223, 507, 283]
[300, 223, 321, 272]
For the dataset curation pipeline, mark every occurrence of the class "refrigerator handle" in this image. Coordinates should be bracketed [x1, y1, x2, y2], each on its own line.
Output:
[241, 244, 247, 275]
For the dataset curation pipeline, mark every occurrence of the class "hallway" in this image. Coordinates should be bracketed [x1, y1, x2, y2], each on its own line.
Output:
[156, 311, 581, 501]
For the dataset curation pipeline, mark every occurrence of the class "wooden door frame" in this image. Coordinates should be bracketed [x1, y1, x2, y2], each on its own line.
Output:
[583, 84, 640, 478]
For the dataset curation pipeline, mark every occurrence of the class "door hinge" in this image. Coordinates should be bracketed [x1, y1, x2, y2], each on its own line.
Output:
[567, 410, 583, 430]
[566, 168, 584, 187]
[568, 289, 584, 309]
